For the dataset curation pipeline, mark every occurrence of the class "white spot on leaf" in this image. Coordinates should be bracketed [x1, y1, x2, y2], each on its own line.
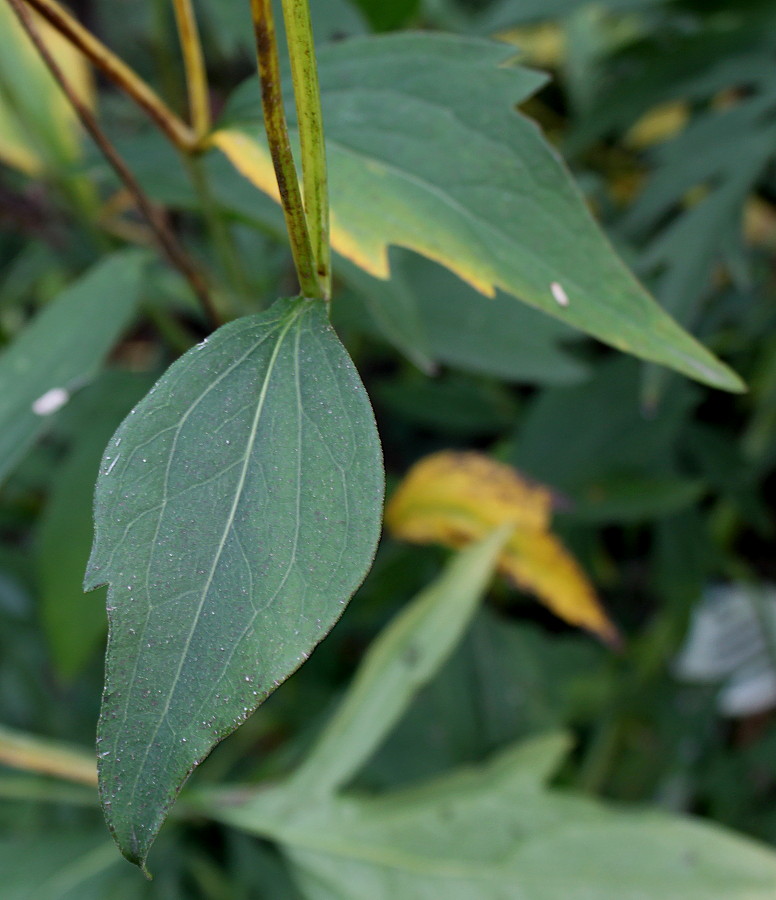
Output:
[32, 387, 70, 416]
[550, 282, 570, 307]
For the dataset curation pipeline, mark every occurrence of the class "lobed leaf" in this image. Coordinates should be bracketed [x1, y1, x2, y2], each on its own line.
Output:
[213, 32, 743, 392]
[87, 296, 384, 870]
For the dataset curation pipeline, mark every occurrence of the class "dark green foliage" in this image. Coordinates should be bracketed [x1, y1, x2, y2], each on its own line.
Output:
[1, 0, 776, 896]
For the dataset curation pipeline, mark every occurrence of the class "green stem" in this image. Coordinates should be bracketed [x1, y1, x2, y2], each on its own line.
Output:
[0, 775, 98, 806]
[185, 153, 252, 308]
[143, 302, 198, 354]
[576, 717, 621, 795]
[171, 0, 211, 139]
[281, 0, 330, 298]
[250, 0, 321, 299]
[0, 724, 97, 786]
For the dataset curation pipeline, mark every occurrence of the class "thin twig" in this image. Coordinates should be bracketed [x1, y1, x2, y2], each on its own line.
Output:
[250, 0, 321, 298]
[6, 0, 218, 325]
[19, 0, 196, 152]
[281, 0, 330, 299]
[171, 0, 210, 139]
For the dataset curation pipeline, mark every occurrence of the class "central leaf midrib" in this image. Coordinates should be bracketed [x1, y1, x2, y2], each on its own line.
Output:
[128, 304, 306, 805]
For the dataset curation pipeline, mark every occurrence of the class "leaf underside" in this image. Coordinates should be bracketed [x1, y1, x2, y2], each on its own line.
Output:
[87, 297, 384, 869]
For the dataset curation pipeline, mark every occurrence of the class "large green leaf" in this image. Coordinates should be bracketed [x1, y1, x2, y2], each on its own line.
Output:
[202, 735, 776, 900]
[405, 252, 589, 385]
[213, 33, 743, 392]
[0, 251, 147, 484]
[86, 296, 384, 870]
[339, 250, 589, 384]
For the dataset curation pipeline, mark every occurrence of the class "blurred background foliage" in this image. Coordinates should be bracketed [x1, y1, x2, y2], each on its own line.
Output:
[1, 0, 776, 895]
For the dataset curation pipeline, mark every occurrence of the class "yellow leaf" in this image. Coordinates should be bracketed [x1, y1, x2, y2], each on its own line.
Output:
[0, 3, 94, 175]
[624, 101, 689, 149]
[0, 104, 39, 176]
[744, 196, 776, 250]
[497, 24, 566, 69]
[386, 451, 618, 644]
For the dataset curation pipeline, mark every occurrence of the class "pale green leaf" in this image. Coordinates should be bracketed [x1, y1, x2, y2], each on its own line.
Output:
[289, 529, 510, 799]
[86, 296, 384, 870]
[0, 1, 94, 174]
[202, 734, 776, 900]
[0, 833, 121, 900]
[214, 33, 743, 392]
[0, 251, 147, 485]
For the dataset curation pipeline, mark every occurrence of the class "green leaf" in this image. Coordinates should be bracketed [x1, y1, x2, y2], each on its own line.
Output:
[289, 529, 510, 799]
[202, 734, 776, 900]
[0, 832, 121, 900]
[37, 372, 156, 682]
[338, 250, 589, 384]
[511, 357, 698, 520]
[335, 255, 436, 374]
[214, 33, 743, 392]
[362, 610, 607, 791]
[351, 0, 419, 31]
[87, 296, 384, 871]
[403, 252, 589, 385]
[0, 251, 147, 485]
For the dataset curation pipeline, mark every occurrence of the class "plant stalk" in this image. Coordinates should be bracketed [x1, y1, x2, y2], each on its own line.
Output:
[7, 0, 218, 325]
[280, 0, 330, 298]
[171, 0, 211, 139]
[19, 0, 196, 152]
[0, 725, 97, 787]
[184, 153, 252, 309]
[250, 0, 321, 298]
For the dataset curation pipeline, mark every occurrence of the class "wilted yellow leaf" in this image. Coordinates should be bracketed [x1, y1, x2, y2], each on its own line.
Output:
[0, 3, 94, 175]
[386, 451, 618, 644]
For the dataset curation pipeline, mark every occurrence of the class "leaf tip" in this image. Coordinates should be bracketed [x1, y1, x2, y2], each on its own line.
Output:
[102, 800, 156, 878]
[593, 619, 624, 652]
